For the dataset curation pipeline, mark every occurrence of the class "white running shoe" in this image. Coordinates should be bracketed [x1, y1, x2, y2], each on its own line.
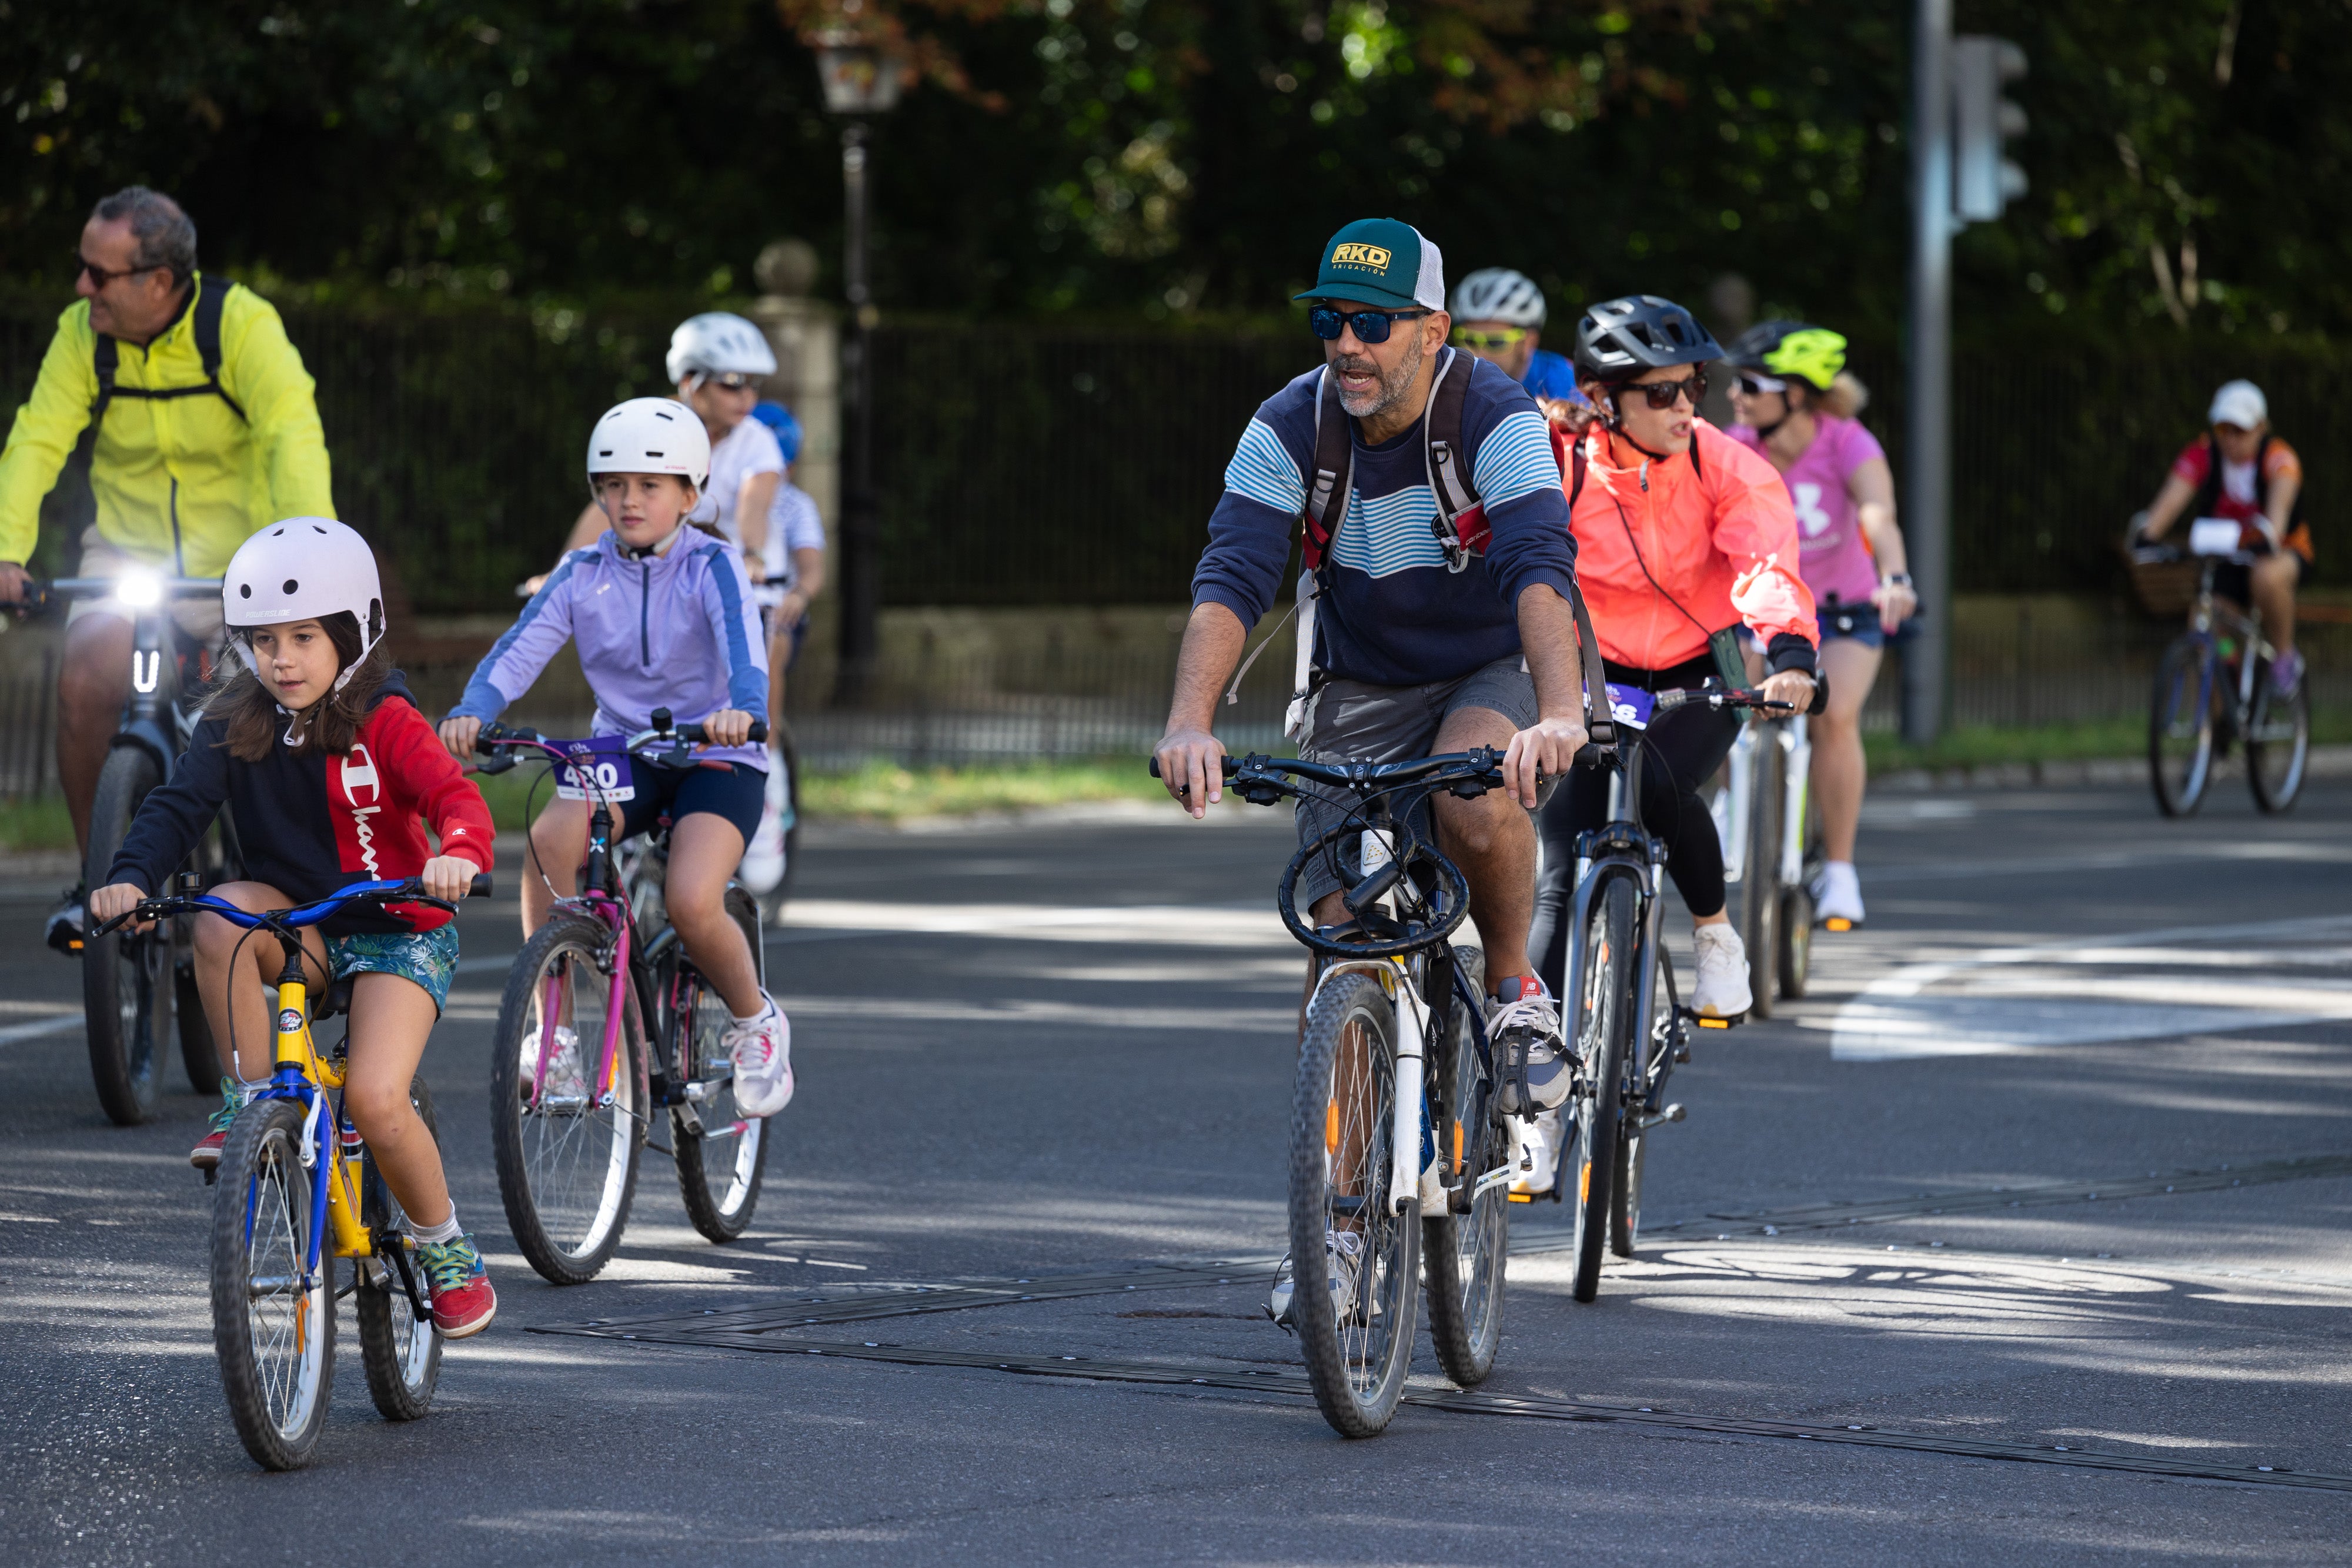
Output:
[740, 760, 790, 895]
[1691, 924, 1753, 1019]
[1508, 1108, 1566, 1198]
[523, 1024, 590, 1104]
[1813, 861, 1866, 928]
[724, 997, 795, 1117]
[1488, 975, 1573, 1113]
[1268, 1229, 1364, 1329]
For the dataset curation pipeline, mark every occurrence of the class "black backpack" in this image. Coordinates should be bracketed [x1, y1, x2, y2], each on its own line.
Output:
[39, 279, 246, 544]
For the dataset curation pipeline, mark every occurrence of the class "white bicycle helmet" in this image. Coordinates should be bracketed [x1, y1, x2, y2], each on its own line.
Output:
[1448, 268, 1548, 328]
[222, 517, 386, 691]
[587, 398, 711, 491]
[665, 311, 778, 385]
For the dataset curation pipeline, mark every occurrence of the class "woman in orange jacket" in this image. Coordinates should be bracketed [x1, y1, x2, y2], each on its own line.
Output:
[1530, 295, 1820, 1029]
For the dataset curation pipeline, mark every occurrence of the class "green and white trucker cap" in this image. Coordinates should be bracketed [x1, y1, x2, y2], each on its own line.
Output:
[1294, 218, 1445, 312]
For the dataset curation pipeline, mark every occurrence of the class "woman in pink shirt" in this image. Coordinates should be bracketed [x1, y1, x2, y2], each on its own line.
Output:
[1725, 323, 1915, 928]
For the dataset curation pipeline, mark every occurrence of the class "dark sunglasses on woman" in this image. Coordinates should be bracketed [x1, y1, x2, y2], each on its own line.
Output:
[1620, 371, 1708, 410]
[1307, 305, 1428, 345]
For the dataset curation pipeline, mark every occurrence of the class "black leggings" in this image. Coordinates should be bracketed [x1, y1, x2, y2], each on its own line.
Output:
[1530, 653, 1742, 998]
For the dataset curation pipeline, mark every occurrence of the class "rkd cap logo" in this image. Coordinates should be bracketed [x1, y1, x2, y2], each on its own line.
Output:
[1330, 242, 1392, 272]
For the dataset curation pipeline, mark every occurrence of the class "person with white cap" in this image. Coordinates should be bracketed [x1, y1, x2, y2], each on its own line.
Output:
[2136, 379, 2308, 694]
[86, 519, 503, 1338]
[1446, 266, 1593, 431]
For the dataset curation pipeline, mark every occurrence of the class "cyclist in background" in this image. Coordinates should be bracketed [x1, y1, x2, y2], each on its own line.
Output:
[0, 187, 335, 951]
[1448, 268, 1595, 433]
[88, 521, 499, 1337]
[2135, 379, 2307, 694]
[1725, 323, 1910, 930]
[528, 312, 784, 590]
[439, 399, 794, 1119]
[741, 399, 827, 895]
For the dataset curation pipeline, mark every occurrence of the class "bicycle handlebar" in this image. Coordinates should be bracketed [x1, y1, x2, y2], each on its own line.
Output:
[91, 874, 492, 939]
[471, 711, 769, 775]
[1150, 747, 1510, 791]
[14, 575, 223, 613]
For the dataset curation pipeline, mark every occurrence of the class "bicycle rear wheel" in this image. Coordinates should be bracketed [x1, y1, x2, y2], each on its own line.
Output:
[212, 1097, 335, 1470]
[674, 887, 771, 1242]
[82, 747, 174, 1125]
[2247, 662, 2310, 814]
[1289, 970, 1418, 1437]
[358, 1075, 442, 1421]
[1422, 948, 1508, 1388]
[1740, 726, 1783, 1020]
[492, 914, 644, 1285]
[2150, 637, 2215, 817]
[1568, 877, 1634, 1302]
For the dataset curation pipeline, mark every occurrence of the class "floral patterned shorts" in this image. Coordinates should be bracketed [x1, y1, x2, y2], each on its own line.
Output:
[328, 924, 461, 1012]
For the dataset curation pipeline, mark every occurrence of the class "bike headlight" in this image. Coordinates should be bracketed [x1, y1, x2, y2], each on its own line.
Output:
[114, 571, 163, 609]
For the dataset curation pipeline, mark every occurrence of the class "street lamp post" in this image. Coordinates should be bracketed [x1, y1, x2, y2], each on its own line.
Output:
[813, 34, 901, 706]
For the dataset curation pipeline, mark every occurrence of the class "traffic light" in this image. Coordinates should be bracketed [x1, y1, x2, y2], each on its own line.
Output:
[1951, 36, 2028, 223]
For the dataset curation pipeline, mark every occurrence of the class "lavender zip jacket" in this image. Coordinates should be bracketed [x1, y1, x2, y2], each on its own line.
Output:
[450, 529, 770, 770]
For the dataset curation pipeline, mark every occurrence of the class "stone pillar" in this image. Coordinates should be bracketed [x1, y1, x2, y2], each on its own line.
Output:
[744, 239, 841, 696]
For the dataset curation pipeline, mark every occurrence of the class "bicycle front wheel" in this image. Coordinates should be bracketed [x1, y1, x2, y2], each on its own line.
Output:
[2247, 663, 2310, 814]
[1740, 726, 1783, 1021]
[358, 1076, 442, 1421]
[674, 887, 771, 1242]
[1422, 947, 1508, 1387]
[212, 1097, 335, 1470]
[1290, 971, 1419, 1437]
[1568, 877, 1635, 1302]
[82, 747, 174, 1125]
[492, 914, 644, 1285]
[2150, 637, 2215, 817]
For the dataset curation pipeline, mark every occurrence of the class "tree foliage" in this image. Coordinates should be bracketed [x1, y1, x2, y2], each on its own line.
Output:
[0, 0, 2344, 342]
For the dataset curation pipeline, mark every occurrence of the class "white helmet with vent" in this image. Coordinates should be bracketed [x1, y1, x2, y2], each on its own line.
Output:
[586, 397, 711, 490]
[1448, 268, 1548, 328]
[222, 517, 386, 690]
[665, 312, 777, 384]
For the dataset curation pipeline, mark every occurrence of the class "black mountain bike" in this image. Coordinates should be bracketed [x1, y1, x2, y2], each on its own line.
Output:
[31, 574, 242, 1124]
[1561, 680, 1789, 1300]
[1157, 747, 1522, 1437]
[2135, 541, 2308, 817]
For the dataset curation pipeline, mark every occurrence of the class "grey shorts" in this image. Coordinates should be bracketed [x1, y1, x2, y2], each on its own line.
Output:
[1292, 654, 1538, 912]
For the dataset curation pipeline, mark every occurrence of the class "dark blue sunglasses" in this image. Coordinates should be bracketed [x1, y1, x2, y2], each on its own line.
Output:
[1308, 305, 1428, 344]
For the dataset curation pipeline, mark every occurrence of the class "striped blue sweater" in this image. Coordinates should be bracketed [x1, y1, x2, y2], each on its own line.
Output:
[1192, 349, 1577, 687]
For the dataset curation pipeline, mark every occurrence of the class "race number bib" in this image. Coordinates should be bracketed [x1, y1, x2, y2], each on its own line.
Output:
[553, 735, 636, 801]
[1604, 683, 1655, 731]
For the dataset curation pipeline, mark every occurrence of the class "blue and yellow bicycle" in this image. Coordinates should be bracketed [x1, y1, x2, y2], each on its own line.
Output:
[96, 874, 489, 1471]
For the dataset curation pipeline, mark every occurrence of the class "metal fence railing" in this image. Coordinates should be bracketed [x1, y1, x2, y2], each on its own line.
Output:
[4, 292, 2343, 613]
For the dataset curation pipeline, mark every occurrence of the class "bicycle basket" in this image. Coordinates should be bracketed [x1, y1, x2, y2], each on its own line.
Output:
[2123, 545, 2201, 618]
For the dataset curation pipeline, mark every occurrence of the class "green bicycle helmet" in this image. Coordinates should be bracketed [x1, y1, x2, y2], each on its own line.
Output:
[1726, 320, 1847, 393]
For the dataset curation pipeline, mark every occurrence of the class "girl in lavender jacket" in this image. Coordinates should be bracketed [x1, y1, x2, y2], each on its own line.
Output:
[437, 398, 793, 1118]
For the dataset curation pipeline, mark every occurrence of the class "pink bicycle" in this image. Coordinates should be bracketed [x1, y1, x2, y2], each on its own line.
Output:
[474, 710, 771, 1285]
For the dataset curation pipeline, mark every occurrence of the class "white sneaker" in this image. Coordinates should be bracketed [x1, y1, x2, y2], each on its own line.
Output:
[1488, 976, 1573, 1113]
[1268, 1229, 1364, 1329]
[1813, 861, 1865, 927]
[1508, 1108, 1566, 1198]
[724, 997, 794, 1117]
[1691, 924, 1753, 1019]
[523, 1024, 590, 1105]
[740, 760, 790, 895]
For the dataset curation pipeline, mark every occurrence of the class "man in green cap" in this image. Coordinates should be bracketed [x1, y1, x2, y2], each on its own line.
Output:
[1152, 218, 1592, 1327]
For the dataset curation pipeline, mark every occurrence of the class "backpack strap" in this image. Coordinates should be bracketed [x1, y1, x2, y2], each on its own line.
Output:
[2189, 430, 2224, 521]
[1425, 347, 1485, 573]
[1568, 434, 1588, 511]
[1568, 578, 1615, 748]
[103, 279, 248, 420]
[1300, 369, 1354, 573]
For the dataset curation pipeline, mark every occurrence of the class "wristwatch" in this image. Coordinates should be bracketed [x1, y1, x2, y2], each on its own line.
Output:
[1883, 573, 1913, 589]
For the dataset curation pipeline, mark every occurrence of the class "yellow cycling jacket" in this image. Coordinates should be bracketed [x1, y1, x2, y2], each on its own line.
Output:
[0, 273, 335, 576]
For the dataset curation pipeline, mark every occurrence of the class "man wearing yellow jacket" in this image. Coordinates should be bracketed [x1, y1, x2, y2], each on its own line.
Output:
[0, 187, 334, 947]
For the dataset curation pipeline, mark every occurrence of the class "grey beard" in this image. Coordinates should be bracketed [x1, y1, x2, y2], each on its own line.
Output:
[1334, 333, 1424, 420]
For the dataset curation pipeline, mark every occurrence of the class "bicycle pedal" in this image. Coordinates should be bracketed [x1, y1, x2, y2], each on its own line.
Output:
[201, 1167, 217, 1187]
[1822, 916, 1856, 932]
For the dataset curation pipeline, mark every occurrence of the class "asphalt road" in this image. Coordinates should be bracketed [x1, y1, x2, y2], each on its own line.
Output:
[5, 779, 2352, 1564]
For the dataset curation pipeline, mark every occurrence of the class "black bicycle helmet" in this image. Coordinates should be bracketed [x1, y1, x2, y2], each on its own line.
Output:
[1572, 295, 1723, 384]
[1725, 319, 1846, 392]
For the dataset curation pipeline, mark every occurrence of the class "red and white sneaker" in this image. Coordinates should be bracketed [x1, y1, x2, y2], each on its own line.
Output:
[190, 1079, 246, 1171]
[724, 996, 794, 1118]
[417, 1235, 497, 1339]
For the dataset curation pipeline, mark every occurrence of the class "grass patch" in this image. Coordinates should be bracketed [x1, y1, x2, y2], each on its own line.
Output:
[798, 757, 1167, 823]
[1864, 710, 2352, 774]
[0, 795, 73, 854]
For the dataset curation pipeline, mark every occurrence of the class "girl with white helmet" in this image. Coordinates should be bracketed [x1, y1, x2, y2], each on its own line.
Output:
[88, 519, 502, 1338]
[439, 399, 794, 1119]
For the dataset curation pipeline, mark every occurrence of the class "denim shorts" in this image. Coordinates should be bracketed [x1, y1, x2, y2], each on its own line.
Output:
[1816, 600, 1887, 650]
[329, 923, 461, 1012]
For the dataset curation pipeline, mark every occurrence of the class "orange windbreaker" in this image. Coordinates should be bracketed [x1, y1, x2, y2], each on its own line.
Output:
[1558, 417, 1819, 671]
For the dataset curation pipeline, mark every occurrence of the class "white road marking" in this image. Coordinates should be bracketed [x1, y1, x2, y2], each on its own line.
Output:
[0, 1015, 82, 1047]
